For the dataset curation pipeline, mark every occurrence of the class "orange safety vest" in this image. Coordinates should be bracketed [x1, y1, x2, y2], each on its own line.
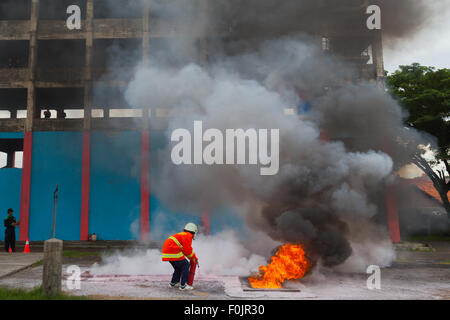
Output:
[161, 231, 197, 261]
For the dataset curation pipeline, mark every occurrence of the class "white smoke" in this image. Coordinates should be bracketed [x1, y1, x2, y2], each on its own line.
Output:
[90, 230, 269, 276]
[90, 248, 170, 275]
[194, 230, 268, 275]
[333, 223, 396, 273]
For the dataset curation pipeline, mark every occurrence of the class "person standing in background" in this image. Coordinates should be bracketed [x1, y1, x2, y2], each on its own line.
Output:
[4, 208, 19, 252]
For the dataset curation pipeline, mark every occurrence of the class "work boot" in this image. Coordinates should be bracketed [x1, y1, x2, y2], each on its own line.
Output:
[179, 284, 194, 291]
[169, 282, 179, 288]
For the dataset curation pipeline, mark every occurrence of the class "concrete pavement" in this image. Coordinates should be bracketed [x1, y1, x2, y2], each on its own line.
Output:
[0, 242, 449, 299]
[0, 252, 43, 279]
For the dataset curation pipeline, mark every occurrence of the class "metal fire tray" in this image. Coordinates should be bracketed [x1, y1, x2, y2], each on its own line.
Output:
[239, 277, 301, 292]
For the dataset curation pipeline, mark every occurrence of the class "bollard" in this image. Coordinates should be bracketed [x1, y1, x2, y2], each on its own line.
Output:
[42, 238, 63, 296]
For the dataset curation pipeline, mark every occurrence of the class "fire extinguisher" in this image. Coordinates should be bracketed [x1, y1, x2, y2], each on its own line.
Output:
[187, 260, 199, 286]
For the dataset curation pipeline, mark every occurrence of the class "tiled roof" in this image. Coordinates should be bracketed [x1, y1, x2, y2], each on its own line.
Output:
[401, 176, 449, 203]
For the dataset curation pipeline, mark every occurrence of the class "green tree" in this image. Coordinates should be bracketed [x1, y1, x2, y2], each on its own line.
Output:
[387, 63, 450, 218]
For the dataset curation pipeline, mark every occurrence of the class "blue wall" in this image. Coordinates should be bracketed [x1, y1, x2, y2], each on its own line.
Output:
[0, 132, 24, 240]
[1, 129, 247, 241]
[0, 132, 24, 139]
[89, 131, 141, 240]
[29, 132, 83, 240]
[0, 169, 22, 240]
[149, 130, 244, 239]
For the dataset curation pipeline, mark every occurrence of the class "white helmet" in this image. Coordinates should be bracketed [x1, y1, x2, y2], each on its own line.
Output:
[184, 222, 198, 234]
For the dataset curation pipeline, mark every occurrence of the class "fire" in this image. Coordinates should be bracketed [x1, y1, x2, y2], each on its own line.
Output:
[248, 243, 311, 289]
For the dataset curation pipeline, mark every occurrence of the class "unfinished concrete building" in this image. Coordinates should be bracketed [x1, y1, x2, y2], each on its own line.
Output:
[0, 0, 394, 242]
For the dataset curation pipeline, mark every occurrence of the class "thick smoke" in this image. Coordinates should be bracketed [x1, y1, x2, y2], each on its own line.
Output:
[378, 0, 432, 40]
[207, 0, 433, 41]
[96, 0, 435, 271]
[125, 36, 409, 268]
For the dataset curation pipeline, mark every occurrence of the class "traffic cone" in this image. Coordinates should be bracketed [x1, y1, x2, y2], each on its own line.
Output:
[24, 238, 30, 253]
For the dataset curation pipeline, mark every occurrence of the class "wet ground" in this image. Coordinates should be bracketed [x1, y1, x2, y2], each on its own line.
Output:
[0, 241, 449, 300]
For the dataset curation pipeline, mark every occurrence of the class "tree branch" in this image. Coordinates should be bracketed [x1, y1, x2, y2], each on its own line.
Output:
[412, 154, 438, 179]
[412, 154, 446, 189]
[444, 159, 450, 176]
[443, 159, 450, 188]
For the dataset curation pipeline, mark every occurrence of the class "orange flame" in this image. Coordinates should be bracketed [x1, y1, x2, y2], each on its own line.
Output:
[248, 243, 311, 289]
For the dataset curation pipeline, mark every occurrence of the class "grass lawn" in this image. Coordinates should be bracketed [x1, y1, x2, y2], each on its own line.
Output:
[409, 235, 450, 242]
[62, 250, 102, 258]
[0, 285, 88, 300]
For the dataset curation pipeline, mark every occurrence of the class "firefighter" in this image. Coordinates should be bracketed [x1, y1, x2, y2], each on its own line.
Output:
[4, 208, 19, 252]
[161, 222, 199, 290]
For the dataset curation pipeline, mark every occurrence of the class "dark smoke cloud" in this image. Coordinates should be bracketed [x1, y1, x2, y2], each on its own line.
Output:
[96, 0, 433, 51]
[267, 207, 352, 266]
[209, 0, 433, 40]
[125, 36, 412, 266]
[100, 0, 434, 268]
[312, 83, 429, 169]
[379, 0, 432, 39]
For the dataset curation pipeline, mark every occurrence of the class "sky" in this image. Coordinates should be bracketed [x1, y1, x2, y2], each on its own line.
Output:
[384, 1, 450, 74]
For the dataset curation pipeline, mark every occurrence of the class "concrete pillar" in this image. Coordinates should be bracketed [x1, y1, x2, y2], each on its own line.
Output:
[198, 0, 210, 232]
[84, 0, 94, 129]
[80, 2, 94, 241]
[5, 150, 15, 168]
[199, 0, 208, 66]
[20, 0, 37, 243]
[9, 109, 17, 119]
[42, 238, 63, 296]
[372, 30, 385, 88]
[26, 0, 39, 130]
[142, 2, 150, 122]
[142, 3, 150, 67]
[140, 5, 151, 243]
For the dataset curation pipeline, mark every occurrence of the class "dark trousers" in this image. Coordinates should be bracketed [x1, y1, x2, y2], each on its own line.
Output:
[4, 231, 15, 252]
[169, 259, 190, 286]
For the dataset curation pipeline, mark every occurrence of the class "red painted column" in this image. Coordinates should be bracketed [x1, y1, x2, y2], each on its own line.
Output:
[141, 130, 150, 242]
[383, 138, 401, 243]
[319, 129, 329, 142]
[201, 209, 210, 235]
[19, 132, 33, 241]
[385, 185, 401, 243]
[80, 131, 91, 240]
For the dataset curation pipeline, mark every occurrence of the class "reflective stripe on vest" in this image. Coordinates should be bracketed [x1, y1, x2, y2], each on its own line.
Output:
[169, 236, 183, 249]
[162, 252, 184, 259]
